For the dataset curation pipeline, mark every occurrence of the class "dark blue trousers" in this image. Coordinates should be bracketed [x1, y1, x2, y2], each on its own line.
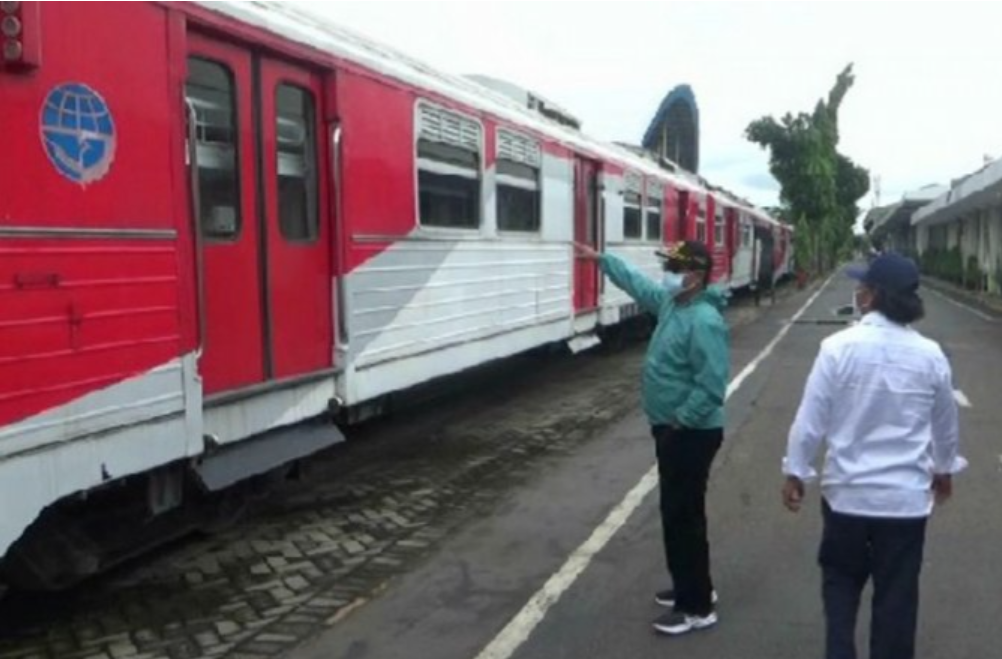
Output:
[819, 500, 928, 659]
[652, 425, 723, 616]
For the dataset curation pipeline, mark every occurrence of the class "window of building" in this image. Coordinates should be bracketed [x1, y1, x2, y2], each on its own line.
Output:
[186, 57, 241, 240]
[276, 84, 319, 242]
[497, 129, 541, 232]
[624, 172, 643, 239]
[416, 102, 482, 229]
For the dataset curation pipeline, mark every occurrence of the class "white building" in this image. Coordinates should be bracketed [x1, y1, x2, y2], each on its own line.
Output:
[913, 159, 1002, 294]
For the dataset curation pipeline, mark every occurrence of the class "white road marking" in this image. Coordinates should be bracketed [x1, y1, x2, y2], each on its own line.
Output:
[472, 272, 838, 659]
[926, 287, 995, 322]
[953, 389, 972, 408]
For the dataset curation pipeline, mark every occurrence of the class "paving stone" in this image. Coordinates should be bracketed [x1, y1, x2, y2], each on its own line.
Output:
[213, 621, 240, 638]
[192, 633, 219, 650]
[109, 642, 140, 659]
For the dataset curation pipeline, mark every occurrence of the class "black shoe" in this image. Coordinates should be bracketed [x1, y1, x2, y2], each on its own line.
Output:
[652, 609, 718, 636]
[654, 588, 718, 608]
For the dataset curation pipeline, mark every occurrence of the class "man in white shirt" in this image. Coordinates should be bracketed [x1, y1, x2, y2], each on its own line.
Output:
[782, 252, 966, 659]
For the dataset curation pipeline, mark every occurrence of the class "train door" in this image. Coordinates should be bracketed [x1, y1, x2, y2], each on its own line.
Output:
[694, 194, 709, 248]
[755, 224, 776, 287]
[185, 36, 264, 394]
[725, 207, 738, 279]
[708, 198, 729, 283]
[773, 228, 785, 274]
[731, 212, 754, 288]
[185, 34, 333, 396]
[665, 186, 682, 243]
[674, 190, 688, 242]
[259, 60, 332, 380]
[777, 228, 791, 277]
[573, 157, 601, 313]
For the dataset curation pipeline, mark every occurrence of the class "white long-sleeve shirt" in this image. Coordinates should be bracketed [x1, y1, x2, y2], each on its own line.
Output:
[783, 312, 966, 518]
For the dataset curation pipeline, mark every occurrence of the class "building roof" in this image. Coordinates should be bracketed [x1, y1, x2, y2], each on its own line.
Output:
[865, 184, 947, 236]
[641, 85, 700, 173]
[913, 159, 1002, 226]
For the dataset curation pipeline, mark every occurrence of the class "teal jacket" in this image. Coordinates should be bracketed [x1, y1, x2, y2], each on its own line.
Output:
[599, 254, 730, 429]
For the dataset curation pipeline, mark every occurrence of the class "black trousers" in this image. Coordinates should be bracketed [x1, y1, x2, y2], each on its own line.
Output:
[819, 500, 928, 659]
[652, 425, 723, 615]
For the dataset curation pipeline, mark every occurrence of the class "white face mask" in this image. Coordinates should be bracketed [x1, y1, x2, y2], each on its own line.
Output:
[662, 272, 686, 296]
[854, 287, 872, 314]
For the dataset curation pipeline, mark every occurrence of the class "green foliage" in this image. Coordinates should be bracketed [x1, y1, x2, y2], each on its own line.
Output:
[921, 247, 966, 286]
[745, 64, 869, 277]
[964, 255, 986, 291]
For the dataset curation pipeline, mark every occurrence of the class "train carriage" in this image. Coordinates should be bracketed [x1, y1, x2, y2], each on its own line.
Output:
[0, 0, 790, 588]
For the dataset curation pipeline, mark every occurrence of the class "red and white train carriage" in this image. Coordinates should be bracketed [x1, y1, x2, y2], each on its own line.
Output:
[0, 1, 791, 587]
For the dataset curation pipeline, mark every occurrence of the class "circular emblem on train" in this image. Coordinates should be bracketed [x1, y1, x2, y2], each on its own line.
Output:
[39, 83, 117, 187]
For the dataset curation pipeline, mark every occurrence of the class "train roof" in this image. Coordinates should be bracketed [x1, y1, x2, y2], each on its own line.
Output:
[196, 1, 788, 229]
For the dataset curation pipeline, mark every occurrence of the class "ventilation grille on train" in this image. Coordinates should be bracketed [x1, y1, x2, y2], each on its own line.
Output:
[497, 129, 541, 167]
[625, 171, 643, 195]
[418, 103, 481, 152]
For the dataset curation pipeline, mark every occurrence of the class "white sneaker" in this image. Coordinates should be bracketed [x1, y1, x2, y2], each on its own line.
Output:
[652, 610, 719, 636]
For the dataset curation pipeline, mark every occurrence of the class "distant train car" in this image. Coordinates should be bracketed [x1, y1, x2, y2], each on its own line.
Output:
[0, 0, 790, 588]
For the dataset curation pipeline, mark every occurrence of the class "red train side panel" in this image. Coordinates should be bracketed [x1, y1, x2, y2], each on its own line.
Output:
[337, 71, 418, 273]
[0, 2, 189, 427]
[0, 240, 182, 428]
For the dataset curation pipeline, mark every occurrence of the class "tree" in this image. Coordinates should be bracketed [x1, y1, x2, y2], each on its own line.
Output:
[745, 64, 870, 276]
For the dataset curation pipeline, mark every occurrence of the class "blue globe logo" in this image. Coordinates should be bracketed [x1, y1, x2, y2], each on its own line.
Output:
[39, 83, 117, 187]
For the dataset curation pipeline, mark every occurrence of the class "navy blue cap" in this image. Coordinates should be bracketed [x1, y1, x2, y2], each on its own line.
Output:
[846, 253, 920, 292]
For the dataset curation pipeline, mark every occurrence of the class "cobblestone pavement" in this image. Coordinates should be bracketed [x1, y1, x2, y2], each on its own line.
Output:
[0, 293, 788, 659]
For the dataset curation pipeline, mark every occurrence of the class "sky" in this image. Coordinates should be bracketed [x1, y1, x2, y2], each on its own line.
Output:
[294, 1, 1002, 218]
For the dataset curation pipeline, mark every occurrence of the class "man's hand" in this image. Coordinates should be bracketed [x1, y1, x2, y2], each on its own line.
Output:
[932, 474, 953, 505]
[573, 242, 600, 261]
[782, 476, 805, 513]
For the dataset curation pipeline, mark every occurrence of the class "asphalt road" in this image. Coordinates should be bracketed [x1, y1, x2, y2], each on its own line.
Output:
[293, 274, 1001, 659]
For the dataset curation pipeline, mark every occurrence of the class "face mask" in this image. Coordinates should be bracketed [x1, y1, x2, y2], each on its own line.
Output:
[854, 288, 871, 314]
[662, 272, 686, 296]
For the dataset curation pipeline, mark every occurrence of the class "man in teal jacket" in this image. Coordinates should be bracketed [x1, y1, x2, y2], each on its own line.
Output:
[575, 239, 729, 637]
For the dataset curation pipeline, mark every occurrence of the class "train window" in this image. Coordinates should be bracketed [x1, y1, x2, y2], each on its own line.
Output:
[276, 84, 319, 242]
[742, 220, 754, 248]
[646, 181, 663, 242]
[417, 102, 482, 230]
[624, 172, 643, 239]
[696, 204, 707, 242]
[646, 200, 662, 242]
[714, 210, 726, 246]
[497, 129, 541, 232]
[624, 193, 643, 239]
[186, 58, 242, 240]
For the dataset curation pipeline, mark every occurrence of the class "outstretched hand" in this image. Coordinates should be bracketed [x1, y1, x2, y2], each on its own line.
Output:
[573, 242, 601, 261]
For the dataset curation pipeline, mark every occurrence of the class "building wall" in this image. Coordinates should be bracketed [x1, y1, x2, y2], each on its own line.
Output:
[921, 205, 1002, 293]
